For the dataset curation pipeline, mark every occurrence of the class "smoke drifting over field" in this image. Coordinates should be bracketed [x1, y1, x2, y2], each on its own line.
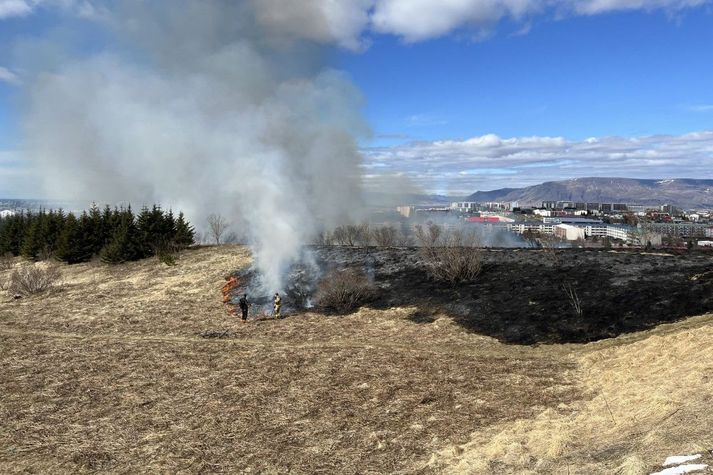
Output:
[22, 1, 367, 291]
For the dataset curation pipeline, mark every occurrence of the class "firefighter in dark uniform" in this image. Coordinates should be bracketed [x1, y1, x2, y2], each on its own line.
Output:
[238, 294, 249, 322]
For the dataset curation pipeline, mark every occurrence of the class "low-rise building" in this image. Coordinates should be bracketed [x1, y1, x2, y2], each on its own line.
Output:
[450, 202, 478, 212]
[554, 224, 586, 241]
[648, 222, 712, 238]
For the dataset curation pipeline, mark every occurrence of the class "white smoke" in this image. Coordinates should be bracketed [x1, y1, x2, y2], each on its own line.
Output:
[21, 0, 367, 292]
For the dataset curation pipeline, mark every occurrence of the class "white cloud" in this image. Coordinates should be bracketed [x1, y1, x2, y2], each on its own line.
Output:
[688, 104, 713, 112]
[0, 66, 20, 84]
[0, 0, 33, 19]
[362, 130, 713, 193]
[4, 0, 710, 45]
[370, 0, 712, 41]
[570, 0, 709, 15]
[371, 0, 540, 41]
[0, 0, 102, 20]
[406, 113, 448, 127]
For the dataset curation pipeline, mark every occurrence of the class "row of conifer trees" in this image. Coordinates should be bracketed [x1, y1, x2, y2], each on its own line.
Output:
[0, 205, 195, 264]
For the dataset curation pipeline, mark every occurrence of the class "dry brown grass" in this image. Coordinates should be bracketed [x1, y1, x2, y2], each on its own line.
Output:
[427, 314, 713, 474]
[1, 245, 712, 474]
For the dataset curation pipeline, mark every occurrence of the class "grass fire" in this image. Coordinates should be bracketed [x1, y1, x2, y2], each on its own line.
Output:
[3, 1, 713, 473]
[2, 242, 713, 474]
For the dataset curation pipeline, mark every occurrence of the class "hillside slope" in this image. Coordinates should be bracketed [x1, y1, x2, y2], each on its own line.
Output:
[468, 177, 713, 208]
[1, 246, 712, 474]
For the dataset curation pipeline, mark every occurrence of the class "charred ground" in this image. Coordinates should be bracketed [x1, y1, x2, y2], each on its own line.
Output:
[308, 247, 713, 345]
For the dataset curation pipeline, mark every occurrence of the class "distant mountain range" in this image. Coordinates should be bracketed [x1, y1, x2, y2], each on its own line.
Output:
[467, 177, 713, 209]
[365, 192, 451, 207]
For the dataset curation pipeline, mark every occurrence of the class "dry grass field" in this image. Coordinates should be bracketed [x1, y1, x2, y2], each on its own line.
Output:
[1, 246, 712, 474]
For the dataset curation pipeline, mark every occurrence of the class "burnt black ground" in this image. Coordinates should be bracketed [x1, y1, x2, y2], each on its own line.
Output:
[308, 247, 713, 345]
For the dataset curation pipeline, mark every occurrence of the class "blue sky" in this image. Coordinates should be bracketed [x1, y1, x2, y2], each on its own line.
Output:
[1, 0, 713, 197]
[338, 11, 713, 147]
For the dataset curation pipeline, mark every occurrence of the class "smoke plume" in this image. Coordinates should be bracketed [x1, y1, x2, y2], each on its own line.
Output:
[21, 0, 367, 292]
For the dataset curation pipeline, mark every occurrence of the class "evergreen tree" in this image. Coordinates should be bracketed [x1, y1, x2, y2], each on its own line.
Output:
[2, 203, 194, 265]
[55, 213, 79, 263]
[20, 211, 42, 260]
[42, 209, 66, 258]
[0, 212, 28, 256]
[88, 204, 105, 255]
[78, 211, 99, 260]
[174, 212, 195, 248]
[101, 207, 141, 264]
[163, 210, 177, 245]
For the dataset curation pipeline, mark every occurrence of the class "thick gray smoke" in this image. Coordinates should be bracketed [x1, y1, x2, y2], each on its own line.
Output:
[22, 1, 367, 292]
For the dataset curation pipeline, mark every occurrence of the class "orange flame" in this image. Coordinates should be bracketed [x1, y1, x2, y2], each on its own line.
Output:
[222, 275, 240, 315]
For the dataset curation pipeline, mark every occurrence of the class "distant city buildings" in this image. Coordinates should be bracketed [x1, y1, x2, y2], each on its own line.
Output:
[391, 197, 712, 247]
[450, 202, 478, 212]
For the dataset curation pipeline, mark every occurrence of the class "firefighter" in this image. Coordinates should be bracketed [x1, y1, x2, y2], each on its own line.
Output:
[273, 292, 282, 319]
[238, 294, 249, 322]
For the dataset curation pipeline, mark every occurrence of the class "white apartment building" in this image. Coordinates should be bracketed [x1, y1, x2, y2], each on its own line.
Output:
[554, 224, 586, 241]
[450, 202, 478, 212]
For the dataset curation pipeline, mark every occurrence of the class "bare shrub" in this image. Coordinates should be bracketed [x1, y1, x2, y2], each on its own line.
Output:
[371, 225, 398, 247]
[315, 268, 375, 313]
[353, 224, 371, 246]
[395, 226, 413, 246]
[8, 265, 63, 296]
[313, 230, 333, 246]
[332, 224, 371, 247]
[332, 226, 350, 246]
[414, 223, 442, 248]
[539, 233, 562, 264]
[207, 214, 229, 245]
[415, 224, 482, 285]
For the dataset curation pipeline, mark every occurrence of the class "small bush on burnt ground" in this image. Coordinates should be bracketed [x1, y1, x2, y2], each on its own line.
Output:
[8, 264, 62, 296]
[371, 225, 398, 247]
[315, 268, 375, 313]
[415, 224, 482, 285]
[332, 224, 371, 247]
